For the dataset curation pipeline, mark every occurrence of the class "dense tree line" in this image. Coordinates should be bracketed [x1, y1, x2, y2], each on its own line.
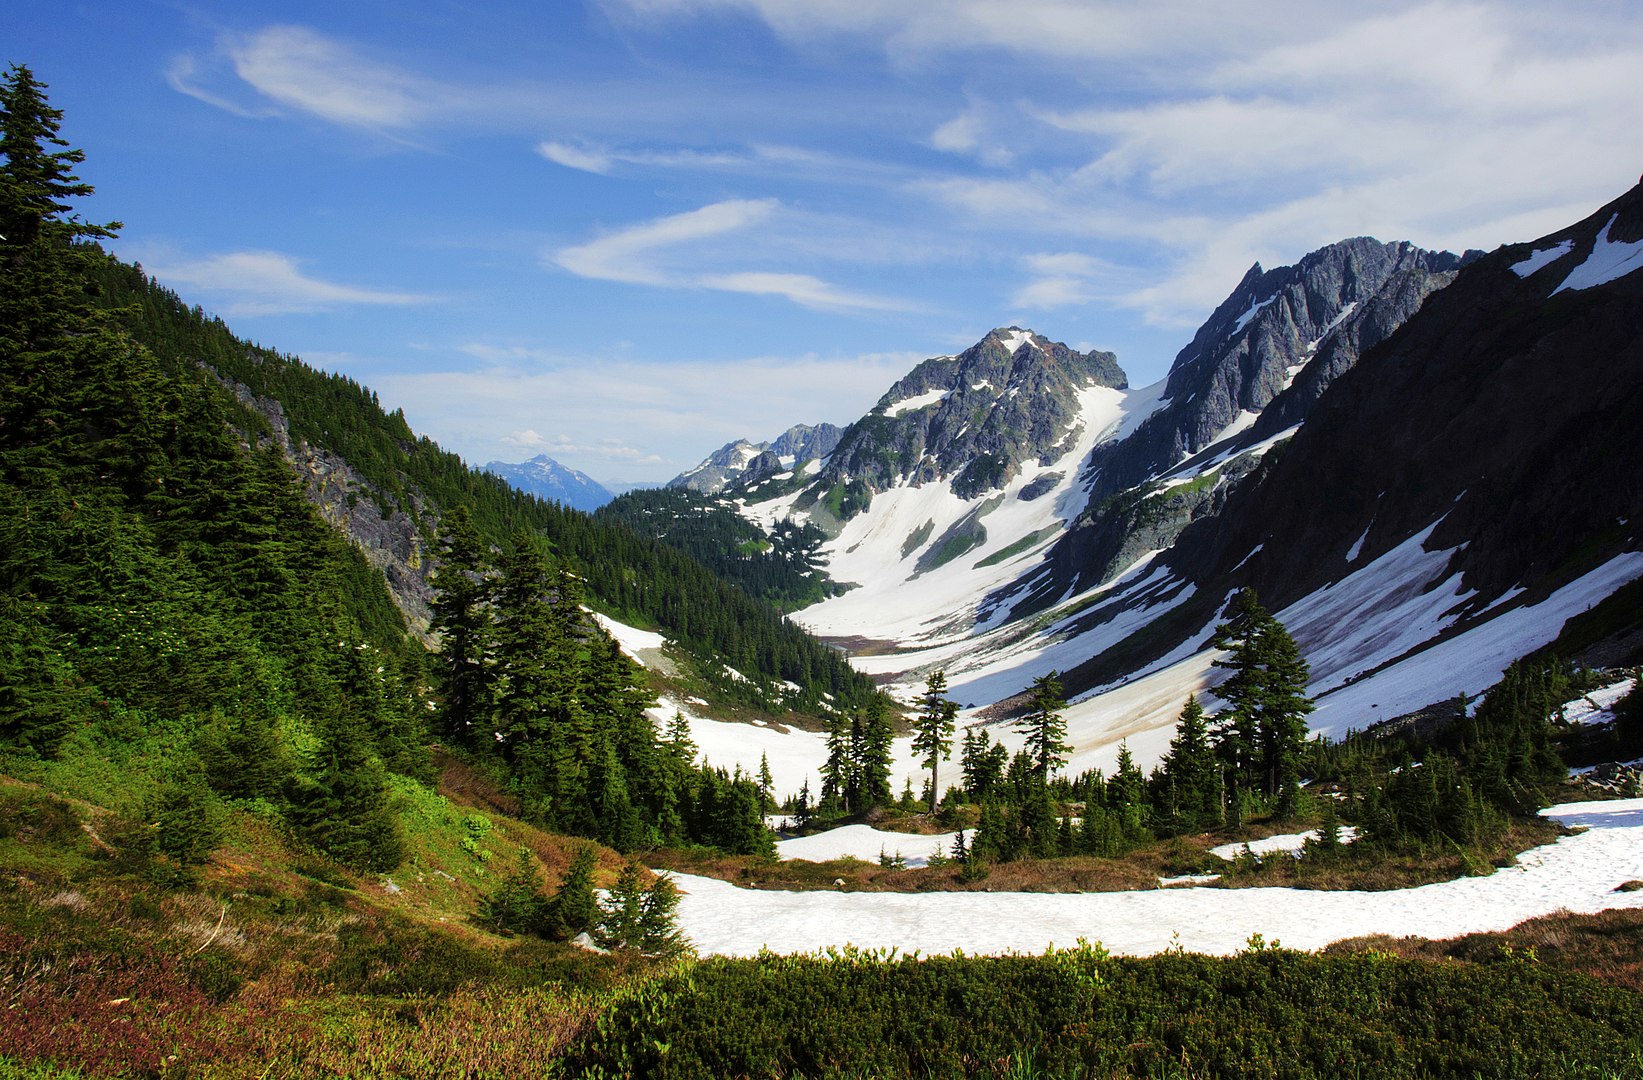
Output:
[83, 260, 875, 715]
[596, 488, 838, 613]
[429, 511, 772, 855]
[0, 67, 780, 875]
[920, 591, 1584, 872]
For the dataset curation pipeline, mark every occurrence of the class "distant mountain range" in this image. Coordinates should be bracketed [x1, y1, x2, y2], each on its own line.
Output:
[667, 423, 843, 493]
[481, 454, 614, 512]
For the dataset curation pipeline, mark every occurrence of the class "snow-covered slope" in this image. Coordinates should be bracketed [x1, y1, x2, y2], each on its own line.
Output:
[670, 798, 1643, 957]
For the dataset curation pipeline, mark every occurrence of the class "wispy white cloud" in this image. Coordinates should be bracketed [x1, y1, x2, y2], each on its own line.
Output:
[554, 198, 778, 285]
[700, 271, 908, 312]
[537, 141, 616, 173]
[610, 1, 1643, 326]
[164, 53, 270, 119]
[553, 199, 914, 312]
[928, 107, 1012, 166]
[600, 0, 1310, 65]
[501, 429, 661, 464]
[145, 250, 435, 316]
[224, 25, 444, 130]
[1010, 252, 1124, 310]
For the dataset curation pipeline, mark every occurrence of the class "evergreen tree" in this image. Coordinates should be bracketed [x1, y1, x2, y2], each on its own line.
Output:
[544, 844, 600, 940]
[1155, 695, 1219, 833]
[483, 847, 549, 936]
[854, 694, 895, 812]
[142, 765, 223, 871]
[960, 726, 1008, 801]
[1109, 743, 1149, 842]
[1015, 671, 1071, 780]
[1210, 589, 1313, 817]
[665, 710, 697, 764]
[596, 862, 687, 956]
[819, 709, 853, 816]
[912, 670, 958, 813]
[758, 752, 775, 814]
[428, 505, 492, 745]
[0, 64, 118, 248]
[196, 707, 292, 803]
[287, 706, 405, 873]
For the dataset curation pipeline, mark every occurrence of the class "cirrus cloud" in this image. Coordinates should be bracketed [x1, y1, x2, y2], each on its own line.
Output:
[145, 250, 436, 316]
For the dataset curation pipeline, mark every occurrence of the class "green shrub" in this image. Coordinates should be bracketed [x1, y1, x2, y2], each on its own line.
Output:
[570, 948, 1643, 1078]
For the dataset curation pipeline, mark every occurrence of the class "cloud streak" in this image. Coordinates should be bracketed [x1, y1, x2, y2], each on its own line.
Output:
[146, 250, 435, 316]
[553, 200, 913, 312]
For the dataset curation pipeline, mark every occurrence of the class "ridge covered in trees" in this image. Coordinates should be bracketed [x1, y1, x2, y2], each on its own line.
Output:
[79, 257, 875, 716]
[596, 487, 840, 613]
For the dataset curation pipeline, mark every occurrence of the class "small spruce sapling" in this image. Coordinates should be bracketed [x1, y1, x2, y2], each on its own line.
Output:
[545, 844, 600, 940]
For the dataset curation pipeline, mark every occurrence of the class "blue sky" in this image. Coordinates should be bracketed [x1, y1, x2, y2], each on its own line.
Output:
[10, 1, 1642, 485]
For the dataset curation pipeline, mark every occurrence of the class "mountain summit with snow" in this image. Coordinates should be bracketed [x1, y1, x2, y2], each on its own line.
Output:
[481, 453, 613, 512]
[668, 423, 843, 493]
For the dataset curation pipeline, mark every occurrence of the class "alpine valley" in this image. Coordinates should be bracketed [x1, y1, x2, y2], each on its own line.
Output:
[7, 59, 1643, 1080]
[642, 192, 1643, 782]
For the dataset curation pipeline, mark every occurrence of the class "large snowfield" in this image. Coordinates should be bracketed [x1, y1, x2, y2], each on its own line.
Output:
[668, 797, 1643, 958]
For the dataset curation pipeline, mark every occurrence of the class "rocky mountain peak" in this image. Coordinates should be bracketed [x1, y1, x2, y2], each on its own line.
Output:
[669, 423, 844, 493]
[482, 453, 613, 512]
[819, 328, 1127, 503]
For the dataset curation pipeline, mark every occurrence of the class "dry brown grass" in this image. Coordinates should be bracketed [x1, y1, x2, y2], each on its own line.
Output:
[1220, 817, 1567, 891]
[1326, 907, 1643, 992]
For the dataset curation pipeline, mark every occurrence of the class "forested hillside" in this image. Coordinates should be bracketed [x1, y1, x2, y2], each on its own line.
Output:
[82, 258, 875, 715]
[597, 487, 839, 612]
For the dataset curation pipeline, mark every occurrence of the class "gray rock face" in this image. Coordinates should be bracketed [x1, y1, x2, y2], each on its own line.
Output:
[482, 454, 613, 512]
[1036, 179, 1643, 697]
[818, 328, 1127, 503]
[219, 376, 435, 637]
[669, 423, 843, 493]
[1085, 240, 1464, 508]
[1004, 238, 1464, 620]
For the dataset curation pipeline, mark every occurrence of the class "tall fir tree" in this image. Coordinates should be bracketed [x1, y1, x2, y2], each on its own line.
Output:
[428, 505, 493, 746]
[1015, 671, 1071, 780]
[1154, 694, 1220, 833]
[1210, 589, 1313, 818]
[912, 670, 958, 813]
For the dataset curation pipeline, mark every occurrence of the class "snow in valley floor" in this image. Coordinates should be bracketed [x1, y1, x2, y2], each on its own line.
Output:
[668, 797, 1643, 958]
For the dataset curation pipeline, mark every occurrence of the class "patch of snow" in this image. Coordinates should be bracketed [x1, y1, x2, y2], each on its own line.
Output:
[1158, 874, 1221, 887]
[1317, 300, 1358, 342]
[795, 383, 1130, 649]
[1233, 295, 1276, 332]
[1210, 827, 1359, 861]
[592, 613, 666, 662]
[669, 797, 1643, 957]
[1511, 240, 1574, 278]
[776, 824, 971, 868]
[1229, 544, 1263, 573]
[1554, 216, 1643, 293]
[1345, 524, 1371, 562]
[1564, 677, 1636, 726]
[1307, 552, 1643, 737]
[995, 328, 1040, 353]
[885, 387, 950, 417]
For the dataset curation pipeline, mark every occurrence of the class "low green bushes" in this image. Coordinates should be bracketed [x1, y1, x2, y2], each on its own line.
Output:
[571, 946, 1643, 1078]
